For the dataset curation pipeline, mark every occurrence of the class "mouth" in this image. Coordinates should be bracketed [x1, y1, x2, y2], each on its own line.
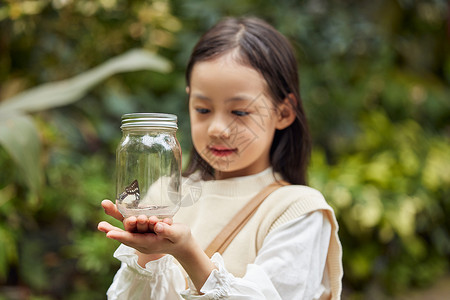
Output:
[208, 145, 237, 157]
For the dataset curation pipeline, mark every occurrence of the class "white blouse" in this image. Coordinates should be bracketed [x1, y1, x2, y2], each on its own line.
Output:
[106, 210, 331, 300]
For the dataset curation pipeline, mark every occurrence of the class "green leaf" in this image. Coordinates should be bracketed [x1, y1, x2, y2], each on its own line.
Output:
[0, 225, 18, 279]
[0, 113, 42, 194]
[0, 49, 172, 114]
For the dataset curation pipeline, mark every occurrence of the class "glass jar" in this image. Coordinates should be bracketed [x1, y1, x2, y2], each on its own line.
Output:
[115, 113, 182, 218]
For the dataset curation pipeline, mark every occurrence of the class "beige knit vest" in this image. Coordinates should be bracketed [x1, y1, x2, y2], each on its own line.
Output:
[220, 185, 342, 300]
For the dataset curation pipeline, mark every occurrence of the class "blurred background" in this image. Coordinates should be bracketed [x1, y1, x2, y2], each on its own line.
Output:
[0, 0, 449, 299]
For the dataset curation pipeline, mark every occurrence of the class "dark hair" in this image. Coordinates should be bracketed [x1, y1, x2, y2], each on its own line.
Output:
[183, 17, 311, 185]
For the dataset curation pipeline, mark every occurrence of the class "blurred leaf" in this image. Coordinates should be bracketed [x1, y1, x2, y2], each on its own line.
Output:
[0, 113, 41, 194]
[422, 140, 450, 191]
[0, 225, 18, 279]
[0, 49, 172, 114]
[71, 232, 119, 274]
[351, 185, 383, 229]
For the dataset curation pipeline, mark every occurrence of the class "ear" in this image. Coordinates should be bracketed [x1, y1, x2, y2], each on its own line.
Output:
[186, 86, 190, 94]
[275, 94, 297, 130]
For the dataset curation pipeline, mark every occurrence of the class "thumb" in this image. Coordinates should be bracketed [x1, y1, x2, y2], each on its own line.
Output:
[154, 222, 170, 237]
[154, 222, 187, 243]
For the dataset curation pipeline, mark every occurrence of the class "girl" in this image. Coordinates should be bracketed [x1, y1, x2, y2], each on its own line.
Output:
[98, 17, 343, 299]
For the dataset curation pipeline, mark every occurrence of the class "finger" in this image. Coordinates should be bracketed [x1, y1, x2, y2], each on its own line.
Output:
[162, 217, 173, 225]
[101, 199, 124, 222]
[98, 221, 123, 233]
[147, 216, 172, 227]
[106, 229, 137, 242]
[136, 215, 150, 233]
[106, 231, 159, 252]
[148, 216, 160, 226]
[124, 216, 138, 232]
[147, 216, 163, 232]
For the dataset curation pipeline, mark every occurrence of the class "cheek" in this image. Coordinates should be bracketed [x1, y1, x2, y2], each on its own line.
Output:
[190, 120, 205, 145]
[189, 111, 200, 130]
[190, 115, 202, 131]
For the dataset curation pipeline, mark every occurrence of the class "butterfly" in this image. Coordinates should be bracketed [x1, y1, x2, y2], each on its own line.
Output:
[118, 179, 140, 208]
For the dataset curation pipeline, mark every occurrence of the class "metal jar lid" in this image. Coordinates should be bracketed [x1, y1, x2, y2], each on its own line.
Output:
[121, 113, 178, 130]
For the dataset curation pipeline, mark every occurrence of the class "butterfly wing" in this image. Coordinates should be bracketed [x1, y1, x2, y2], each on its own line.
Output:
[118, 179, 141, 208]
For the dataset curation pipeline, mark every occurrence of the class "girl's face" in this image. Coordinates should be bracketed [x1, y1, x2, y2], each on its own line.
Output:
[188, 54, 282, 180]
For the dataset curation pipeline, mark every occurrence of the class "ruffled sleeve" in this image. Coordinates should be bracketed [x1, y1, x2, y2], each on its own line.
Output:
[107, 244, 186, 300]
[180, 254, 233, 299]
[180, 253, 280, 300]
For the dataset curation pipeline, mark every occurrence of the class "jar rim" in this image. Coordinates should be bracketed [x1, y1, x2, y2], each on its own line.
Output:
[121, 113, 178, 129]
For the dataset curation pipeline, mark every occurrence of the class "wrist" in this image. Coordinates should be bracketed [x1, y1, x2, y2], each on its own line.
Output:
[136, 251, 165, 268]
[174, 239, 216, 293]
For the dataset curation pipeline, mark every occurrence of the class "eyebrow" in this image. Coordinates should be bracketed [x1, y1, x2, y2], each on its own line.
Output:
[191, 93, 211, 101]
[225, 95, 254, 103]
[191, 93, 254, 103]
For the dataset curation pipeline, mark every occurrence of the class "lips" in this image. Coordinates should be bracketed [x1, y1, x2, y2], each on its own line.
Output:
[208, 145, 237, 157]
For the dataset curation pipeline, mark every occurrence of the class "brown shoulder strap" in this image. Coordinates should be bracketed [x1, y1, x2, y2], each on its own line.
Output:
[204, 180, 289, 257]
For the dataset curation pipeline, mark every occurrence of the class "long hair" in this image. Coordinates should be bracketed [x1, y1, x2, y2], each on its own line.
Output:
[183, 17, 311, 185]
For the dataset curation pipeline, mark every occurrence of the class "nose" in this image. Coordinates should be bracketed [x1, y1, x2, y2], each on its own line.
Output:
[207, 115, 230, 139]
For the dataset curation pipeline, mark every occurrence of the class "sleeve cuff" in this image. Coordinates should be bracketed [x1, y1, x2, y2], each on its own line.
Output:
[181, 253, 233, 299]
[113, 244, 174, 277]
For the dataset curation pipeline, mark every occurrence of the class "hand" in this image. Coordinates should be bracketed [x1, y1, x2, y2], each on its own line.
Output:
[98, 216, 191, 257]
[99, 199, 191, 255]
[100, 199, 173, 233]
[99, 199, 174, 262]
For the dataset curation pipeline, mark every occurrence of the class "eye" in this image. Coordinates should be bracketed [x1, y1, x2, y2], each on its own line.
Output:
[232, 110, 250, 117]
[195, 108, 210, 114]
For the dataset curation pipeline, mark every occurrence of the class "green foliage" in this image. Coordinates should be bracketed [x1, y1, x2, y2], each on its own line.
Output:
[309, 110, 450, 293]
[0, 0, 449, 298]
